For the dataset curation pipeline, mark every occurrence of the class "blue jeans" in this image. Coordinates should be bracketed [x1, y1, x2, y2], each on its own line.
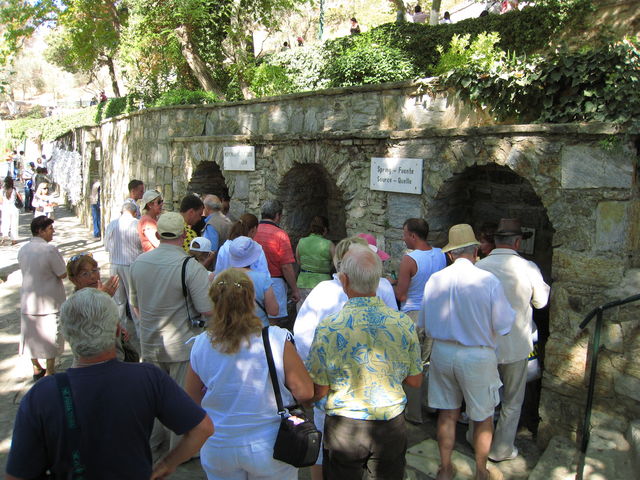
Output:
[91, 203, 101, 237]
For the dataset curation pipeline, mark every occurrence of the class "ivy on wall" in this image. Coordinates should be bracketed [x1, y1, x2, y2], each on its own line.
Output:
[437, 35, 640, 127]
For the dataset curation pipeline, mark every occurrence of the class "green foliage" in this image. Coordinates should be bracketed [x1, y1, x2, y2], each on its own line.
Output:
[249, 64, 294, 97]
[4, 106, 98, 145]
[439, 35, 640, 126]
[151, 88, 220, 107]
[267, 46, 332, 93]
[434, 32, 505, 75]
[324, 37, 416, 87]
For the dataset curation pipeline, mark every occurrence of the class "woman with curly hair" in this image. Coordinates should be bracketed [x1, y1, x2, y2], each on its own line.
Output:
[185, 268, 312, 480]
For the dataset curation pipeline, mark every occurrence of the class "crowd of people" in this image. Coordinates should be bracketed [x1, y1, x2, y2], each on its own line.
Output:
[5, 179, 550, 480]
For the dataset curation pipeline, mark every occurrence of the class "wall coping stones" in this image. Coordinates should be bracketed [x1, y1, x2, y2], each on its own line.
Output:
[170, 123, 635, 144]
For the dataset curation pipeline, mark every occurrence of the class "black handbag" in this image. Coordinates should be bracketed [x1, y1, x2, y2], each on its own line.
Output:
[262, 327, 322, 468]
[14, 192, 24, 209]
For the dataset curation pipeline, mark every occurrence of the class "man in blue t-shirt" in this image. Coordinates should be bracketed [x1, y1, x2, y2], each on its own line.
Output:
[6, 289, 213, 480]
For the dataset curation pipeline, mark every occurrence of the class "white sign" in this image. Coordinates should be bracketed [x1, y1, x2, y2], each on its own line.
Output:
[370, 157, 423, 194]
[223, 146, 255, 171]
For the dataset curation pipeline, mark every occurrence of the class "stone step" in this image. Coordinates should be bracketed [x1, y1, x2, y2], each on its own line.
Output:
[529, 425, 636, 480]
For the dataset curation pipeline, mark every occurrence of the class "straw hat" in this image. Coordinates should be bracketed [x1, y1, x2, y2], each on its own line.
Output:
[442, 224, 480, 253]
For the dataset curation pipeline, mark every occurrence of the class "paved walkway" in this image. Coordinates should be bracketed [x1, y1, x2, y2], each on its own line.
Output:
[0, 206, 540, 479]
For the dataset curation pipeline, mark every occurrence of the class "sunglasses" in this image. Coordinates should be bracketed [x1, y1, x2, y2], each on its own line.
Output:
[70, 252, 93, 262]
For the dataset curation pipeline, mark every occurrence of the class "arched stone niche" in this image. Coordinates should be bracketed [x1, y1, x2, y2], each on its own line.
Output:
[427, 162, 554, 434]
[277, 162, 347, 248]
[176, 142, 230, 212]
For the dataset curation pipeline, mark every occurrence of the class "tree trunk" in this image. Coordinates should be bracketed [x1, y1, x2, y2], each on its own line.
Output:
[391, 0, 406, 22]
[174, 25, 226, 99]
[106, 57, 121, 97]
[430, 0, 442, 25]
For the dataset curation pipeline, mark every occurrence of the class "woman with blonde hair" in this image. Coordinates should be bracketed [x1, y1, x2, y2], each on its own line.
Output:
[185, 268, 313, 480]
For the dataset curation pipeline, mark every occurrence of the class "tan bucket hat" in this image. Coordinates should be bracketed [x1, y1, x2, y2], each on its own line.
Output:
[442, 224, 481, 253]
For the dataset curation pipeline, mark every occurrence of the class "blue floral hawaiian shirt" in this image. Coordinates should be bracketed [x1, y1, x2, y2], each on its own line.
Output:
[306, 296, 422, 420]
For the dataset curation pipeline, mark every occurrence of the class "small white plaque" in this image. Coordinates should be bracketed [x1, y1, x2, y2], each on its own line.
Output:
[223, 146, 255, 171]
[370, 157, 423, 194]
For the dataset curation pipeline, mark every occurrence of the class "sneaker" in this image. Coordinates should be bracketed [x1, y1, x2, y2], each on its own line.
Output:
[489, 447, 518, 462]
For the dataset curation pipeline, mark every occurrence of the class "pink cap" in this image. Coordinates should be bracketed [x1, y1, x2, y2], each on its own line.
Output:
[357, 233, 390, 261]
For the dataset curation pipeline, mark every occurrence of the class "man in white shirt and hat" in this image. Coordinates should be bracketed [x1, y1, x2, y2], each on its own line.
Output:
[475, 218, 550, 462]
[419, 224, 515, 480]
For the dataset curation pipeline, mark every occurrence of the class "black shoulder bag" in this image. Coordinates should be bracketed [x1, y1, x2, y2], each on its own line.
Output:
[54, 373, 87, 479]
[182, 256, 205, 328]
[262, 327, 321, 468]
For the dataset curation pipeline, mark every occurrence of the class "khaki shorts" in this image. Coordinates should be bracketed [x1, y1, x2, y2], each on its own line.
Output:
[428, 339, 502, 421]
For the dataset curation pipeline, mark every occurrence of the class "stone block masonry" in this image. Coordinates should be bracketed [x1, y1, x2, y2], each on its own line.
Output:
[51, 79, 640, 449]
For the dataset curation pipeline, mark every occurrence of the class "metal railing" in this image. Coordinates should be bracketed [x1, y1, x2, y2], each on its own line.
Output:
[578, 293, 640, 452]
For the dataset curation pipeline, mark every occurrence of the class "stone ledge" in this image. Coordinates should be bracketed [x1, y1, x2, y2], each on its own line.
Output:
[169, 123, 631, 144]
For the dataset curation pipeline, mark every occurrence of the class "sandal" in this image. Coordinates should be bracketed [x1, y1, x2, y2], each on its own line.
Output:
[32, 370, 46, 382]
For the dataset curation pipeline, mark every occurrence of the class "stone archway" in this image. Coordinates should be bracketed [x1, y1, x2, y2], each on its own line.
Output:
[277, 163, 347, 249]
[187, 160, 229, 200]
[428, 163, 554, 432]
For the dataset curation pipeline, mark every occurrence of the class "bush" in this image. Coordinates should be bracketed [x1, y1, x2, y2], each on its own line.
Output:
[249, 64, 295, 97]
[4, 106, 99, 145]
[439, 35, 640, 126]
[151, 88, 220, 107]
[324, 37, 416, 87]
[267, 45, 332, 93]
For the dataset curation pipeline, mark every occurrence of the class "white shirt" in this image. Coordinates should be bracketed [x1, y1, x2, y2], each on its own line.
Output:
[419, 258, 515, 349]
[104, 212, 143, 266]
[294, 274, 397, 361]
[476, 248, 550, 363]
[190, 326, 294, 446]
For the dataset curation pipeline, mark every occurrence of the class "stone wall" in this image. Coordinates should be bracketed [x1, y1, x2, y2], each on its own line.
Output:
[52, 79, 640, 448]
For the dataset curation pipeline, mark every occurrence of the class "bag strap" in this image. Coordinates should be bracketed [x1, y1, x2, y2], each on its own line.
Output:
[54, 373, 86, 479]
[262, 326, 287, 417]
[181, 256, 193, 323]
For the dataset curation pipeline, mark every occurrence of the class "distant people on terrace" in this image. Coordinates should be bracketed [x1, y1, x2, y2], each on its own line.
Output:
[349, 17, 361, 35]
[413, 5, 428, 23]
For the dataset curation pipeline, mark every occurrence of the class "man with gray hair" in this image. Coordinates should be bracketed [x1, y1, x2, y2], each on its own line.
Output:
[306, 245, 422, 478]
[419, 224, 515, 480]
[476, 218, 550, 462]
[254, 199, 300, 328]
[6, 289, 213, 479]
[104, 201, 143, 352]
[203, 194, 231, 252]
[129, 212, 212, 455]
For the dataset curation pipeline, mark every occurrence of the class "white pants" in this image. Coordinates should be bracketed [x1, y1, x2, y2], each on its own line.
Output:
[490, 358, 528, 458]
[201, 438, 297, 480]
[1, 206, 19, 240]
[270, 277, 288, 319]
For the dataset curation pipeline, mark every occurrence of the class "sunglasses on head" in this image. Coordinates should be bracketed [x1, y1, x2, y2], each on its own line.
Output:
[70, 252, 93, 262]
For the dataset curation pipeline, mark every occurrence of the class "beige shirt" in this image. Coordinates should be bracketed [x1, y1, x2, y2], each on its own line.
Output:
[17, 237, 66, 315]
[129, 243, 212, 362]
[476, 248, 550, 363]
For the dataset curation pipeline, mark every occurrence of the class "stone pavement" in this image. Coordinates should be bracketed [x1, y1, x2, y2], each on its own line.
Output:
[0, 206, 540, 479]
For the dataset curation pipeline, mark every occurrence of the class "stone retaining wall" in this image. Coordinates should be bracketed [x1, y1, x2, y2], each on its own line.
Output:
[53, 79, 640, 448]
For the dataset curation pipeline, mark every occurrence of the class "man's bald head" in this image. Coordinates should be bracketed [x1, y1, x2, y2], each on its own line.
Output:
[203, 194, 222, 214]
[339, 245, 382, 296]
